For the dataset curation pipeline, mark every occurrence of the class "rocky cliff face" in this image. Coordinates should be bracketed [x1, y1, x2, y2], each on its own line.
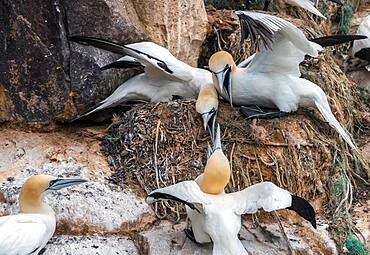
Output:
[0, 0, 208, 123]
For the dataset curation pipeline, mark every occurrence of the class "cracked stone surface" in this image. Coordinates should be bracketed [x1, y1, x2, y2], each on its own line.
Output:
[137, 218, 338, 255]
[0, 158, 152, 233]
[45, 235, 139, 255]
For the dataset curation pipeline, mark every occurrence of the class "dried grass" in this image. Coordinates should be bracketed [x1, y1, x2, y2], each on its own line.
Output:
[102, 8, 369, 250]
[102, 52, 369, 217]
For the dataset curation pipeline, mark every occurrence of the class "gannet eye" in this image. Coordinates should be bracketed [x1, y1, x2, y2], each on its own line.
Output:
[48, 178, 60, 189]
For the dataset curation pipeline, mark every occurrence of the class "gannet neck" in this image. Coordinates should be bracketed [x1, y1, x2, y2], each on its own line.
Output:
[196, 84, 218, 114]
[19, 175, 54, 215]
[199, 150, 231, 194]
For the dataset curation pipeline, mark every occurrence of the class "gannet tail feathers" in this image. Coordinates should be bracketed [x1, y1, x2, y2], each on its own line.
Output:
[287, 195, 317, 228]
[310, 35, 368, 47]
[71, 100, 107, 122]
[313, 90, 358, 151]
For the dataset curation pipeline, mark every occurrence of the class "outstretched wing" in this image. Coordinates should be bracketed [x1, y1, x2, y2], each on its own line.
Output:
[285, 0, 325, 19]
[146, 181, 210, 213]
[0, 214, 49, 255]
[235, 11, 322, 77]
[229, 182, 316, 228]
[237, 34, 366, 68]
[69, 36, 195, 82]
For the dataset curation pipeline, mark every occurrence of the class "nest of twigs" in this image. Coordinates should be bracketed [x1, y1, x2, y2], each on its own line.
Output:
[101, 7, 370, 252]
[102, 51, 369, 220]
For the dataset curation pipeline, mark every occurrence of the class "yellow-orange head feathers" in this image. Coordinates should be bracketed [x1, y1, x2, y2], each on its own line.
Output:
[198, 150, 230, 195]
[197, 125, 231, 194]
[19, 175, 54, 213]
[196, 84, 219, 138]
[208, 51, 236, 73]
[208, 51, 236, 106]
[196, 84, 218, 115]
[19, 175, 87, 214]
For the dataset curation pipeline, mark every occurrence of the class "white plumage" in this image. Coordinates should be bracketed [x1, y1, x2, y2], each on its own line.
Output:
[0, 175, 87, 255]
[286, 0, 326, 19]
[69, 37, 213, 118]
[0, 214, 55, 255]
[147, 125, 315, 254]
[147, 181, 316, 255]
[209, 11, 357, 151]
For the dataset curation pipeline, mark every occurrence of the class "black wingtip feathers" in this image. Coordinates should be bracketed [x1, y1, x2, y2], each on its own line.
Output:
[100, 60, 144, 70]
[288, 195, 317, 229]
[310, 35, 368, 47]
[147, 192, 200, 213]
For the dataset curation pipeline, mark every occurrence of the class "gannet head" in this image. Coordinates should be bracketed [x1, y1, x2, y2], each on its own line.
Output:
[208, 51, 236, 106]
[19, 175, 87, 214]
[196, 83, 219, 140]
[200, 125, 231, 195]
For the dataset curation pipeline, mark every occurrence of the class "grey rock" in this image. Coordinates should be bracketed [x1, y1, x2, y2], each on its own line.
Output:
[0, 0, 208, 123]
[137, 219, 338, 255]
[45, 235, 139, 255]
[0, 158, 152, 233]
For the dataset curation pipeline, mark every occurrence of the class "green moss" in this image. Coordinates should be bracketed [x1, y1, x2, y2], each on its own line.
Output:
[333, 0, 353, 34]
[345, 238, 369, 255]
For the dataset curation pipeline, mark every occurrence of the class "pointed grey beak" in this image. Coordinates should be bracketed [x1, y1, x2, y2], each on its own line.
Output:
[214, 66, 232, 106]
[201, 108, 217, 141]
[48, 178, 88, 190]
[213, 124, 222, 151]
[207, 143, 213, 160]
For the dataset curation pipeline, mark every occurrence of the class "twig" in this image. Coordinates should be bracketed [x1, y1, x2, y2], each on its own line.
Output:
[230, 143, 236, 188]
[273, 211, 295, 255]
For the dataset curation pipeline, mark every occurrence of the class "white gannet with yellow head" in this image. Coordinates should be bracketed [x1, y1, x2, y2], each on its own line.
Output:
[146, 126, 316, 254]
[196, 83, 219, 139]
[184, 125, 230, 243]
[68, 36, 213, 120]
[195, 125, 230, 195]
[0, 175, 87, 255]
[208, 11, 358, 152]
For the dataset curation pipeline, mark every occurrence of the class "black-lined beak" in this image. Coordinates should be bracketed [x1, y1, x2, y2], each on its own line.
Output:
[214, 65, 233, 106]
[207, 143, 213, 160]
[48, 178, 88, 190]
[201, 108, 217, 141]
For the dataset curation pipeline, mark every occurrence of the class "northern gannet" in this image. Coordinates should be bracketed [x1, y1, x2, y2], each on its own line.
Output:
[0, 175, 87, 255]
[68, 36, 213, 119]
[208, 11, 358, 151]
[196, 83, 219, 139]
[147, 181, 316, 255]
[185, 125, 230, 242]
